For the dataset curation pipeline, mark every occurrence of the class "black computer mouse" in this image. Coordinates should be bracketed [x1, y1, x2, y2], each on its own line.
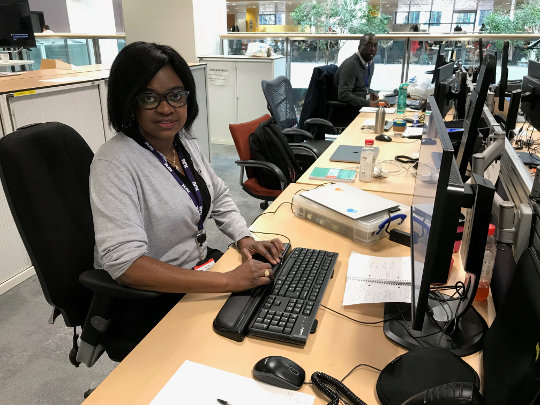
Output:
[253, 355, 305, 390]
[375, 134, 392, 142]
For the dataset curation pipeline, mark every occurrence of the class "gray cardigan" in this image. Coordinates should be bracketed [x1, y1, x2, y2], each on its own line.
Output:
[90, 131, 252, 279]
[334, 53, 375, 108]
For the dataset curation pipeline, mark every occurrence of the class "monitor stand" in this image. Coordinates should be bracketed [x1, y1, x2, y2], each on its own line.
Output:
[383, 294, 487, 357]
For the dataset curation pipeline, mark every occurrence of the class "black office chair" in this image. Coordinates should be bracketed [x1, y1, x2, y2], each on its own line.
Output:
[299, 64, 349, 135]
[0, 122, 164, 378]
[261, 75, 335, 154]
[376, 246, 540, 405]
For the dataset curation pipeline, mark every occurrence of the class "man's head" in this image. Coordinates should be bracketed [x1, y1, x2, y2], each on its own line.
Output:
[358, 33, 378, 62]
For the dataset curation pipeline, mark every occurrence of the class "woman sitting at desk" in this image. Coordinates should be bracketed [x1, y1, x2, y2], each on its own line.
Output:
[90, 41, 283, 339]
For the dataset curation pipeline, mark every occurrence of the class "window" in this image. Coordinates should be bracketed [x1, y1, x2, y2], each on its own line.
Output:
[395, 12, 409, 24]
[409, 11, 420, 23]
[454, 12, 476, 24]
[478, 9, 491, 25]
[259, 14, 275, 25]
[430, 11, 442, 25]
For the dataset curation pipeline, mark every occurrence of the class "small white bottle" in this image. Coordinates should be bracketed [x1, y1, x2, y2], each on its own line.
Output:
[359, 139, 375, 182]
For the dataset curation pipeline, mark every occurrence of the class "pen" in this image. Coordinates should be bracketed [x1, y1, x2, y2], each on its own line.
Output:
[217, 399, 231, 405]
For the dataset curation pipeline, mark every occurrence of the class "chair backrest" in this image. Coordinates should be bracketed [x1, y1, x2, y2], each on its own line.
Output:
[299, 64, 339, 129]
[261, 76, 298, 130]
[0, 122, 95, 327]
[483, 246, 540, 404]
[229, 114, 271, 162]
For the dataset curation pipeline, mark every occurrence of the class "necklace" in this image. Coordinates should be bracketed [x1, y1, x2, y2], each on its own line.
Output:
[166, 146, 180, 171]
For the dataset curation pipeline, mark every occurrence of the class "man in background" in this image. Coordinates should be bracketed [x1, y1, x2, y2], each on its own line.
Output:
[334, 33, 384, 125]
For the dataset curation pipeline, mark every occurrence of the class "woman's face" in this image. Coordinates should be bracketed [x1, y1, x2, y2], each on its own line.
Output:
[135, 64, 187, 147]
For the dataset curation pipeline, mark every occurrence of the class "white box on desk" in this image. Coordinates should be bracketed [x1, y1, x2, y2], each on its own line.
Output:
[292, 193, 408, 245]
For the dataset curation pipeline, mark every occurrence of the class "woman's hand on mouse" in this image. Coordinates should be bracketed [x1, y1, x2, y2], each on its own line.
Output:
[225, 253, 273, 291]
[237, 237, 284, 265]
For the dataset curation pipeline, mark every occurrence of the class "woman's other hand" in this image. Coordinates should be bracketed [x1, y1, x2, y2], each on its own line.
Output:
[226, 253, 273, 292]
[237, 236, 284, 265]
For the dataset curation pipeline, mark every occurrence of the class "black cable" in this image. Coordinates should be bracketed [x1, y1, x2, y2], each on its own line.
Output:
[340, 363, 381, 382]
[310, 372, 367, 405]
[251, 230, 291, 246]
[320, 304, 401, 325]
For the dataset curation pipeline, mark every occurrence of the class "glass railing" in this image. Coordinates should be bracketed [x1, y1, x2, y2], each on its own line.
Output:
[221, 33, 539, 113]
[5, 33, 126, 71]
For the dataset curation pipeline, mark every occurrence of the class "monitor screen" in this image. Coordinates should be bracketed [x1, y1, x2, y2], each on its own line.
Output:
[433, 62, 456, 118]
[521, 60, 540, 131]
[456, 52, 497, 180]
[384, 96, 489, 356]
[410, 95, 465, 330]
[0, 1, 36, 48]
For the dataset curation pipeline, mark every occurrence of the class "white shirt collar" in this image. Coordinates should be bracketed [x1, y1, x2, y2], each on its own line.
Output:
[356, 50, 370, 68]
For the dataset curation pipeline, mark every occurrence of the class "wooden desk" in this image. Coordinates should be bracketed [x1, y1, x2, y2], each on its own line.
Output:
[296, 112, 422, 196]
[83, 183, 490, 405]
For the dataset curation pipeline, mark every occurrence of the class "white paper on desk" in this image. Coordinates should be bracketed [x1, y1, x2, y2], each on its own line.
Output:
[360, 107, 396, 113]
[150, 360, 315, 405]
[402, 127, 423, 137]
[343, 252, 411, 305]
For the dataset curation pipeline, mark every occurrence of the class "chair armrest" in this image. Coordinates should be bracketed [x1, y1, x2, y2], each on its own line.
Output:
[79, 269, 161, 300]
[282, 127, 314, 141]
[327, 100, 348, 108]
[235, 159, 287, 190]
[77, 269, 163, 367]
[304, 117, 334, 128]
[290, 143, 319, 160]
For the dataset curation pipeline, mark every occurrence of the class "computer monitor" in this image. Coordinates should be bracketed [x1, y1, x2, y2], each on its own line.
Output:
[431, 51, 447, 84]
[433, 62, 456, 118]
[384, 96, 492, 356]
[497, 41, 510, 112]
[456, 52, 497, 180]
[0, 0, 35, 48]
[521, 60, 540, 131]
[30, 10, 44, 33]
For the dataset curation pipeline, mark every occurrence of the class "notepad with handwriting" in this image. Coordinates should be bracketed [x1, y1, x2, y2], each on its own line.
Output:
[343, 252, 411, 305]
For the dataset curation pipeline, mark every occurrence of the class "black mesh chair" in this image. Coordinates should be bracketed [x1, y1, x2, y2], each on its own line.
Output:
[261, 75, 336, 154]
[0, 122, 165, 376]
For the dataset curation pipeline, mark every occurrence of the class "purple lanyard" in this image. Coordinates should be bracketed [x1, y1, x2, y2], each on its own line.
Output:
[139, 136, 205, 233]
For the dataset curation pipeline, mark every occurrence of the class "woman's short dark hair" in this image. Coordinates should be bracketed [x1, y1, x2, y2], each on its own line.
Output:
[107, 41, 199, 133]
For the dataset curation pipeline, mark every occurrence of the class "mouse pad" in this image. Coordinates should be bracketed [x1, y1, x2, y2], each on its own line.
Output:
[329, 145, 380, 163]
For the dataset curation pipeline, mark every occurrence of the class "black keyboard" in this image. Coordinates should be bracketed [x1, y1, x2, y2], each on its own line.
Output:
[384, 96, 397, 106]
[213, 246, 338, 345]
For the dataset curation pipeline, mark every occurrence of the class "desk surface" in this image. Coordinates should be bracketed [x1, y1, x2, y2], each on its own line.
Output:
[0, 59, 34, 67]
[83, 184, 492, 405]
[296, 112, 422, 196]
[0, 65, 110, 94]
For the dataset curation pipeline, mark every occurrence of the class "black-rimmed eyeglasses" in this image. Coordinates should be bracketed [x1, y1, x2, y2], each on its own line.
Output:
[136, 89, 190, 110]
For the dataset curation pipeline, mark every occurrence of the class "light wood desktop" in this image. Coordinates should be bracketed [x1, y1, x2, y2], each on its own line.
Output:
[296, 111, 422, 196]
[83, 183, 491, 405]
[0, 64, 110, 93]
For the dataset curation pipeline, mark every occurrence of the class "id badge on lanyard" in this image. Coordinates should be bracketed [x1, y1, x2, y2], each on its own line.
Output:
[137, 134, 207, 260]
